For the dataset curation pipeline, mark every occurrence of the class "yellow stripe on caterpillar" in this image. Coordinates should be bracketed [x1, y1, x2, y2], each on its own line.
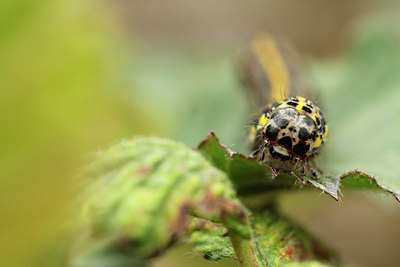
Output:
[251, 33, 290, 102]
[295, 96, 307, 111]
[258, 114, 269, 126]
[323, 125, 328, 138]
[314, 136, 322, 148]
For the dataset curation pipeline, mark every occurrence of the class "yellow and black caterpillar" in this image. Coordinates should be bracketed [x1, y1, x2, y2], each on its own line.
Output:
[241, 33, 328, 178]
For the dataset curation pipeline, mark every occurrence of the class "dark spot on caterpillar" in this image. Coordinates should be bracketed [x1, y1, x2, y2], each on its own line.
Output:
[278, 136, 292, 150]
[276, 118, 289, 129]
[315, 116, 321, 126]
[265, 125, 278, 141]
[293, 142, 310, 157]
[302, 106, 312, 113]
[299, 127, 311, 141]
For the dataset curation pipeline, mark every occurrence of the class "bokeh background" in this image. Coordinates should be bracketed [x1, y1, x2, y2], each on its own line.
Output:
[1, 0, 400, 266]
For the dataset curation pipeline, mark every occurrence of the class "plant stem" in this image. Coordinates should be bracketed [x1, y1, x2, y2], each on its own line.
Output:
[227, 218, 262, 267]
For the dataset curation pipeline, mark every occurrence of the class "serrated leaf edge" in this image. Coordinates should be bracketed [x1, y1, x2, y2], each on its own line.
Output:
[198, 131, 400, 203]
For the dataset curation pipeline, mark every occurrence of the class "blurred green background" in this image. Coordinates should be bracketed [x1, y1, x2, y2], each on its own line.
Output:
[1, 0, 400, 266]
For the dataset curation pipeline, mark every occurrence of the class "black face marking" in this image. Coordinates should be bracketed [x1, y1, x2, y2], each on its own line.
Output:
[276, 118, 289, 128]
[302, 106, 312, 113]
[265, 125, 278, 141]
[288, 126, 296, 133]
[287, 101, 297, 107]
[278, 136, 292, 150]
[293, 142, 310, 157]
[302, 116, 314, 127]
[322, 125, 326, 134]
[269, 146, 290, 160]
[298, 127, 311, 141]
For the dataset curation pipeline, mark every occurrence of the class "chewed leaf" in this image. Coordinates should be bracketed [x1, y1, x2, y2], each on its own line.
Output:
[198, 132, 400, 202]
[73, 137, 251, 263]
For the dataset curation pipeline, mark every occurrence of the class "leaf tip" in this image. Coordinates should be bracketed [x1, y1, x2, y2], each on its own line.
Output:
[198, 131, 218, 149]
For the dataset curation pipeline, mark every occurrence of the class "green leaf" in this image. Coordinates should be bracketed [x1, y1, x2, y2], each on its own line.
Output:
[311, 14, 400, 202]
[188, 218, 235, 261]
[340, 171, 400, 201]
[188, 211, 338, 266]
[198, 131, 400, 203]
[252, 211, 337, 266]
[71, 137, 259, 265]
